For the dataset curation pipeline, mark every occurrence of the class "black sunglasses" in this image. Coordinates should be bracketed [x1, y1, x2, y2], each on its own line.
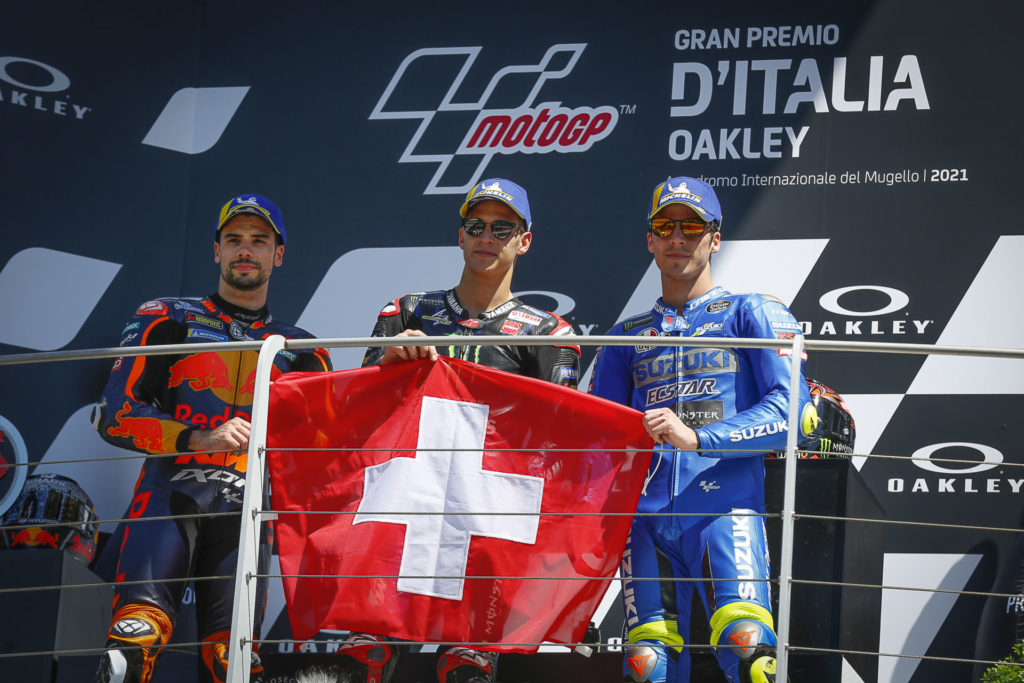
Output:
[461, 217, 524, 239]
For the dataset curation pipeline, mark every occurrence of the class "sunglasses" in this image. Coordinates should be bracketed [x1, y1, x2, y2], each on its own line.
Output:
[461, 217, 524, 239]
[648, 218, 716, 239]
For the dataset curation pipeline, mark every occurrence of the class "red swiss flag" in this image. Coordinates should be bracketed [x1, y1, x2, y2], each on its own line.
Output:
[267, 357, 652, 652]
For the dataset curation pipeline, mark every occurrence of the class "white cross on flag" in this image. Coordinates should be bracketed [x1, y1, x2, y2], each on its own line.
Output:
[268, 357, 653, 652]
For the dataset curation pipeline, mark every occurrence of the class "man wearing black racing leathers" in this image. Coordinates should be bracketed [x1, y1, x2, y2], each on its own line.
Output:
[335, 178, 580, 683]
[93, 194, 331, 683]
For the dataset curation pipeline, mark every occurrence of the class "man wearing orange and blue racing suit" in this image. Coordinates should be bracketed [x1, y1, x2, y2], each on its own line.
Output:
[589, 177, 814, 683]
[94, 194, 331, 683]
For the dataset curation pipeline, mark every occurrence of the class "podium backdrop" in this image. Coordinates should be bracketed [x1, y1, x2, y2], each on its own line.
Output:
[1, 3, 1022, 681]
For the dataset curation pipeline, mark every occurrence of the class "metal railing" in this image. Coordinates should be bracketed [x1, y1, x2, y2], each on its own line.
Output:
[1, 334, 1022, 682]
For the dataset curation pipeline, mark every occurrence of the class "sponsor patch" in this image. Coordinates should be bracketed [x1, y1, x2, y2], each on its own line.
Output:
[173, 300, 206, 313]
[228, 322, 249, 340]
[692, 321, 725, 336]
[645, 377, 719, 404]
[634, 348, 737, 387]
[706, 300, 732, 314]
[187, 314, 225, 329]
[635, 327, 660, 353]
[623, 314, 655, 332]
[519, 305, 551, 319]
[423, 311, 452, 325]
[500, 320, 523, 335]
[136, 300, 168, 316]
[508, 309, 544, 326]
[187, 329, 229, 342]
[458, 318, 482, 329]
[728, 420, 788, 443]
[678, 400, 725, 428]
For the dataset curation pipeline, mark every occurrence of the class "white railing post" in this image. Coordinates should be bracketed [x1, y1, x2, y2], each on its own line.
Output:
[775, 333, 805, 682]
[226, 334, 285, 683]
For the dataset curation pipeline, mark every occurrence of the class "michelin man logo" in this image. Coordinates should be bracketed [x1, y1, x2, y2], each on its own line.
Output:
[476, 181, 511, 201]
[370, 44, 619, 195]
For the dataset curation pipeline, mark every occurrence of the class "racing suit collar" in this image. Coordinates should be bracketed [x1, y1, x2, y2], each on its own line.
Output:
[446, 288, 520, 321]
[208, 293, 271, 325]
[654, 286, 728, 333]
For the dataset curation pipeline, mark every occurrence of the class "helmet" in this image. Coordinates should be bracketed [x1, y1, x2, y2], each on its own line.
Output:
[1, 473, 99, 565]
[799, 379, 856, 458]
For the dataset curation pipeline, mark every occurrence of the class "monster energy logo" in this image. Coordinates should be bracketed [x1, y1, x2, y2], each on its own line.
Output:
[447, 343, 483, 363]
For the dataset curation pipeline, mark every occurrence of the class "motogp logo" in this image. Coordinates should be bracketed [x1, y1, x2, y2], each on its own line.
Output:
[370, 44, 619, 195]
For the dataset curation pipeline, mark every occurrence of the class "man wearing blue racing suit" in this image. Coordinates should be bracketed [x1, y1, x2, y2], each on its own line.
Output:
[589, 177, 814, 683]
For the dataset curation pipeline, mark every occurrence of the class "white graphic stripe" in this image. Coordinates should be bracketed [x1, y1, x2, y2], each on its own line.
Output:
[878, 553, 981, 683]
[0, 248, 121, 350]
[840, 393, 905, 469]
[142, 86, 249, 155]
[909, 235, 1024, 394]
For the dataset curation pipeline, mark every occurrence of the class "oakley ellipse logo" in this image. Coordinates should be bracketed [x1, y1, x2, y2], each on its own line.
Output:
[370, 44, 620, 195]
[803, 284, 932, 337]
[819, 285, 910, 316]
[0, 57, 70, 91]
[0, 56, 90, 119]
[911, 442, 1002, 475]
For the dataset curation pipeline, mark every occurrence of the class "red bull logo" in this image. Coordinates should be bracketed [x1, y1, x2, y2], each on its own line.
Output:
[10, 525, 60, 548]
[238, 366, 282, 402]
[240, 368, 257, 398]
[107, 402, 166, 452]
[169, 353, 236, 393]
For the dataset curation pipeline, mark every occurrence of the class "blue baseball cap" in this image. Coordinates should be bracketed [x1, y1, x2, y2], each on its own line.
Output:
[648, 177, 722, 228]
[459, 178, 532, 230]
[216, 194, 287, 244]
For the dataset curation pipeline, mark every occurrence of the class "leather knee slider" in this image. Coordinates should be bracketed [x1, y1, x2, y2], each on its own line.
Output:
[709, 602, 776, 660]
[99, 603, 174, 683]
[622, 641, 676, 683]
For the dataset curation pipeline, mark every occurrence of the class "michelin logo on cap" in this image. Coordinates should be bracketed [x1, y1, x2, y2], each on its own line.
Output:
[658, 181, 702, 206]
[460, 177, 533, 229]
[474, 181, 514, 202]
[648, 176, 722, 225]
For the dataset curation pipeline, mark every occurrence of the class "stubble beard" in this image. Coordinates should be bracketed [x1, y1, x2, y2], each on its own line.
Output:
[222, 260, 269, 291]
